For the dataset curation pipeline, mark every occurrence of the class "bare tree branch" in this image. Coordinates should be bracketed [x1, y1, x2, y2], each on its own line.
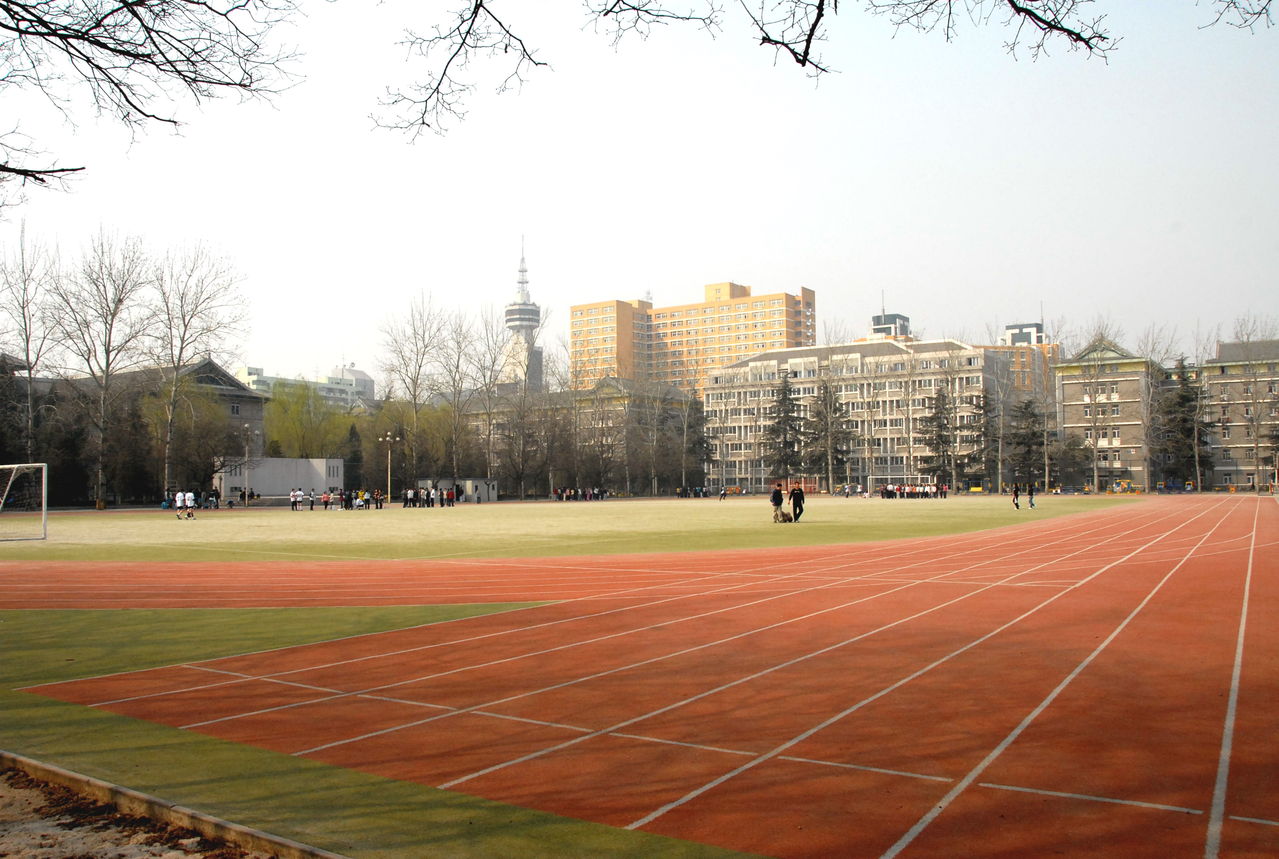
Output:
[377, 0, 547, 135]
[1, 0, 295, 200]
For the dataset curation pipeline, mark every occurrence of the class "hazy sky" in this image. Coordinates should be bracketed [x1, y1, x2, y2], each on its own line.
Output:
[3, 2, 1276, 382]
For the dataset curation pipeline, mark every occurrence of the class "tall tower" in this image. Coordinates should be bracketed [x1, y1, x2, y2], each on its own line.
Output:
[501, 245, 544, 390]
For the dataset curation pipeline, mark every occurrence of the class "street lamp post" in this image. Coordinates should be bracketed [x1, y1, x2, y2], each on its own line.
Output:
[380, 431, 401, 503]
[242, 423, 259, 506]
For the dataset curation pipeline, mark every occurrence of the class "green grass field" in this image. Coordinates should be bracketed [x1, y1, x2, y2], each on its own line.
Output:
[0, 494, 1133, 856]
[3, 493, 1130, 562]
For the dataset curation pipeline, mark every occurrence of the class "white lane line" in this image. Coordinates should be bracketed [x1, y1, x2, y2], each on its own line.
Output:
[1229, 815, 1279, 827]
[296, 516, 1116, 758]
[118, 516, 1089, 718]
[626, 499, 1228, 833]
[782, 756, 953, 783]
[978, 782, 1202, 815]
[471, 711, 595, 733]
[1205, 498, 1261, 859]
[301, 507, 1152, 756]
[437, 506, 1183, 793]
[880, 502, 1234, 859]
[607, 733, 758, 758]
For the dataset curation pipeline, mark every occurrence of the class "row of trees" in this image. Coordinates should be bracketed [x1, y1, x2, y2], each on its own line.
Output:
[2, 240, 712, 504]
[1, 230, 244, 504]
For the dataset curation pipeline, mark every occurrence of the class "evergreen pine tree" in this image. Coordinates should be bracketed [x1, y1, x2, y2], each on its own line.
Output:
[762, 372, 804, 482]
[802, 377, 853, 492]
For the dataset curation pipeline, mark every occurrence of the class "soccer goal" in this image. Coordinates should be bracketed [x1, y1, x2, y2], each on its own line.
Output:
[0, 463, 48, 542]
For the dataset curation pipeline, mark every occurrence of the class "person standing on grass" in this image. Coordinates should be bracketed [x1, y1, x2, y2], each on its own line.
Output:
[789, 483, 806, 522]
[719, 486, 728, 501]
[770, 482, 784, 520]
[1012, 483, 1021, 510]
[1028, 482, 1036, 509]
[184, 489, 196, 519]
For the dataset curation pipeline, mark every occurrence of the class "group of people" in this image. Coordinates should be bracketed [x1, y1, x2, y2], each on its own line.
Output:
[285, 488, 390, 510]
[403, 486, 467, 507]
[554, 487, 607, 501]
[170, 489, 198, 519]
[770, 482, 806, 522]
[1011, 483, 1037, 509]
[879, 484, 949, 499]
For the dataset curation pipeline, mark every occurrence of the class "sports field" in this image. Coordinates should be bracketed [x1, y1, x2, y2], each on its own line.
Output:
[1, 494, 1276, 857]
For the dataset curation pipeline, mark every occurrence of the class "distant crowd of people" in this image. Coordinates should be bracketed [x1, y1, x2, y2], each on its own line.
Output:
[403, 486, 473, 507]
[554, 487, 607, 501]
[878, 484, 949, 499]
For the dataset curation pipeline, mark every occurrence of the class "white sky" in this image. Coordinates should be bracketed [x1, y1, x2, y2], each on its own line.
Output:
[3, 2, 1277, 382]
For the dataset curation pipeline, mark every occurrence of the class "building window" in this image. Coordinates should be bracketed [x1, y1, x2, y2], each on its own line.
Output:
[230, 403, 240, 415]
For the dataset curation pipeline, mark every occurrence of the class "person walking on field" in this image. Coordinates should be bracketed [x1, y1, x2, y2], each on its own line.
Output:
[770, 482, 785, 521]
[1028, 482, 1036, 509]
[789, 482, 806, 522]
[1012, 483, 1021, 510]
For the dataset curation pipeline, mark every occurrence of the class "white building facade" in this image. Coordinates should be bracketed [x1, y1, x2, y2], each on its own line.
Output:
[704, 338, 1013, 493]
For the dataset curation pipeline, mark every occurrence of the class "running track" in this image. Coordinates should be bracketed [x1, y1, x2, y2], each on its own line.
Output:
[9, 495, 1278, 857]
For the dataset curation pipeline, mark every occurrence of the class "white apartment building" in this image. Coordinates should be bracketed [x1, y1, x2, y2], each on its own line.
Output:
[704, 337, 1014, 492]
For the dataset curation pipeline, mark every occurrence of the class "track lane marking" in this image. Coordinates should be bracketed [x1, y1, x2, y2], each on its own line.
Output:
[624, 498, 1229, 832]
[1205, 497, 1262, 859]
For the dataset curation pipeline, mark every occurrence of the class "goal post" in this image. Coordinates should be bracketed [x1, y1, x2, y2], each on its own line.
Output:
[0, 463, 48, 542]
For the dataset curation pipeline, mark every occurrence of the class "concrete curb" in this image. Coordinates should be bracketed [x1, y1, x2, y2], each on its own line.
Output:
[1, 750, 348, 859]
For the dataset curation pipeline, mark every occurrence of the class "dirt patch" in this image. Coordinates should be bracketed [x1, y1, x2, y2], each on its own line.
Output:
[0, 767, 273, 858]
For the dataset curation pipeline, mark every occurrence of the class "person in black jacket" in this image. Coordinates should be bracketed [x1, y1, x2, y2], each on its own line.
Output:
[789, 483, 806, 522]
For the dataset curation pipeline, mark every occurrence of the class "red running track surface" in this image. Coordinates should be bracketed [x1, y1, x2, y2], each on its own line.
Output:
[14, 495, 1279, 858]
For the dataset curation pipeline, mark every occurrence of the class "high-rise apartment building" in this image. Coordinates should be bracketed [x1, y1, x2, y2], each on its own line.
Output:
[569, 282, 816, 394]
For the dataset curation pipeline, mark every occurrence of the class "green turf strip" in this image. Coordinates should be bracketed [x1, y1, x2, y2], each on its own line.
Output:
[2, 607, 749, 857]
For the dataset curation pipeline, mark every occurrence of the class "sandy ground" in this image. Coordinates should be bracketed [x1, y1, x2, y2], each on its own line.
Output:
[0, 768, 272, 859]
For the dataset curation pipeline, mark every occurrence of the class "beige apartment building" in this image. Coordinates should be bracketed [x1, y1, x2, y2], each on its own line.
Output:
[1054, 338, 1162, 491]
[1201, 339, 1279, 489]
[569, 282, 816, 394]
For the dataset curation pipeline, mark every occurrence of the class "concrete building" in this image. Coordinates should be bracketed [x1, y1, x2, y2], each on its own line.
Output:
[1054, 337, 1163, 491]
[236, 365, 375, 412]
[982, 323, 1060, 403]
[1201, 339, 1279, 489]
[703, 336, 1009, 493]
[569, 282, 817, 395]
[213, 457, 344, 503]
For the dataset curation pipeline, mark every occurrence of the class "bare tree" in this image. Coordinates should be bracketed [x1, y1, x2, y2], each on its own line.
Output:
[435, 308, 478, 479]
[469, 306, 511, 480]
[1189, 321, 1221, 490]
[1229, 314, 1279, 486]
[149, 244, 245, 491]
[380, 292, 444, 480]
[51, 232, 154, 505]
[1, 0, 296, 201]
[0, 224, 58, 461]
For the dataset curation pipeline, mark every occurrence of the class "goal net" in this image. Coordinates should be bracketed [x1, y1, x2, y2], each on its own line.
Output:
[0, 463, 48, 542]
